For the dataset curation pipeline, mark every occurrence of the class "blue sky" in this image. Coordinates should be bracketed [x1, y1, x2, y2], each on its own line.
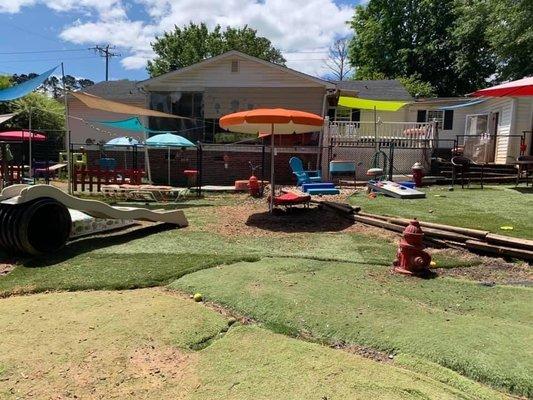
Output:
[0, 0, 359, 83]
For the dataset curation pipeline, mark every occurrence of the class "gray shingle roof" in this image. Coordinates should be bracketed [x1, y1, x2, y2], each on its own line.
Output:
[333, 80, 413, 101]
[82, 80, 146, 101]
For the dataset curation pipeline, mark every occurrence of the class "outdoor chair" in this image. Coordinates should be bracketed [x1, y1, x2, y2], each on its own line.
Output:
[451, 156, 484, 189]
[516, 155, 533, 186]
[289, 157, 322, 186]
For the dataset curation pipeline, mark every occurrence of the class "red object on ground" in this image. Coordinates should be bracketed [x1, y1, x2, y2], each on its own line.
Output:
[0, 130, 46, 141]
[393, 220, 432, 276]
[269, 192, 311, 207]
[469, 77, 533, 97]
[183, 169, 198, 188]
[235, 180, 249, 191]
[248, 175, 260, 197]
[411, 162, 424, 187]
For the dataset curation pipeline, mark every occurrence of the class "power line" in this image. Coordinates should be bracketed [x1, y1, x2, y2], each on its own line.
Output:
[90, 45, 121, 81]
[0, 48, 89, 55]
[0, 56, 99, 64]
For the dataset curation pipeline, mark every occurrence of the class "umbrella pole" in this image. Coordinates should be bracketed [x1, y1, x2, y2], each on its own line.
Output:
[269, 124, 275, 213]
[167, 147, 170, 186]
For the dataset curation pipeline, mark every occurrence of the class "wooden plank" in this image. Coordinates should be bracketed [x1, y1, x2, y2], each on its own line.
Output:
[485, 234, 533, 252]
[465, 240, 533, 261]
[359, 212, 489, 240]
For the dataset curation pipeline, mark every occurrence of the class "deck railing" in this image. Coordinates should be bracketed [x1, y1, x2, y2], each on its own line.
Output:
[327, 120, 437, 148]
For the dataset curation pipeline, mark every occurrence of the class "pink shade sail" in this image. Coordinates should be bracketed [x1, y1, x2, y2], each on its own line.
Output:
[470, 77, 533, 97]
[0, 131, 47, 142]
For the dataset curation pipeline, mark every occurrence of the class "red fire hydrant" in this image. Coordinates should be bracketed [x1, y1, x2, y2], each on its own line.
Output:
[393, 220, 432, 276]
[411, 162, 424, 187]
[248, 175, 261, 197]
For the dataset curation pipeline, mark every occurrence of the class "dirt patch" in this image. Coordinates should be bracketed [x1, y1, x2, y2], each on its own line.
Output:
[0, 261, 16, 276]
[197, 192, 397, 241]
[331, 342, 394, 363]
[429, 248, 532, 285]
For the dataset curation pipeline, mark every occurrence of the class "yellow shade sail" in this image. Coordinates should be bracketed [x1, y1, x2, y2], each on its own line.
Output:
[338, 96, 410, 112]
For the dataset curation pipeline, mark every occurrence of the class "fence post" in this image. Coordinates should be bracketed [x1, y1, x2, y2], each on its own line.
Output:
[388, 143, 394, 180]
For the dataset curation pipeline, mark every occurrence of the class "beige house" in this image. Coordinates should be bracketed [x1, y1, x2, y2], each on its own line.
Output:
[139, 50, 336, 142]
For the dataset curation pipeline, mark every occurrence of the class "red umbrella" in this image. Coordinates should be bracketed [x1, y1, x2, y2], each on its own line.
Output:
[470, 77, 533, 97]
[0, 130, 46, 141]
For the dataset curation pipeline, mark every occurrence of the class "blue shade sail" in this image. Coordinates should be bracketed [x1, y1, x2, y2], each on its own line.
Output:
[437, 99, 486, 110]
[95, 117, 147, 132]
[0, 66, 58, 102]
[145, 133, 196, 148]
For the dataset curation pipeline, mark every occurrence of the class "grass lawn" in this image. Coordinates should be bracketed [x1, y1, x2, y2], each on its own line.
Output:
[172, 257, 533, 397]
[0, 192, 528, 398]
[0, 289, 506, 400]
[350, 186, 533, 239]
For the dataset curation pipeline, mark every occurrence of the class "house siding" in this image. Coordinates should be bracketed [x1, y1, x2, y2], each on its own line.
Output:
[143, 57, 327, 90]
[204, 87, 326, 118]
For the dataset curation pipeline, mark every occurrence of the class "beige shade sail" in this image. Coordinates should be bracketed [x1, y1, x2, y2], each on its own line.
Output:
[71, 92, 188, 119]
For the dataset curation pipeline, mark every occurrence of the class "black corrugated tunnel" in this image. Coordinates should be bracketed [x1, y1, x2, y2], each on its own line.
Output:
[0, 198, 72, 255]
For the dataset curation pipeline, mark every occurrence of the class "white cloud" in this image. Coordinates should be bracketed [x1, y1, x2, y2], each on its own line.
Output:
[1, 0, 355, 77]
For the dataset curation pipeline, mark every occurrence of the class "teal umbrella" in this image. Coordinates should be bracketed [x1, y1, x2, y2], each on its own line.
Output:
[145, 133, 195, 148]
[104, 136, 143, 147]
[145, 133, 196, 185]
[104, 137, 143, 169]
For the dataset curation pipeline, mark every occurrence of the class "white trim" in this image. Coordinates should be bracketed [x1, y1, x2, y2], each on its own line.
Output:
[139, 50, 335, 89]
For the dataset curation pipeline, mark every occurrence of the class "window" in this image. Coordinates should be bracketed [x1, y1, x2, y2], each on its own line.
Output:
[427, 110, 444, 127]
[465, 114, 489, 136]
[417, 109, 454, 130]
[231, 60, 239, 73]
[149, 91, 205, 141]
[329, 107, 361, 122]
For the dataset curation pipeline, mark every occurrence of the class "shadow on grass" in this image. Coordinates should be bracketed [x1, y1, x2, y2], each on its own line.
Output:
[246, 207, 354, 233]
[510, 186, 533, 194]
[24, 223, 175, 268]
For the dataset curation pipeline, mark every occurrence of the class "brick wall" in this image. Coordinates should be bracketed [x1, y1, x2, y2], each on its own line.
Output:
[84, 146, 320, 186]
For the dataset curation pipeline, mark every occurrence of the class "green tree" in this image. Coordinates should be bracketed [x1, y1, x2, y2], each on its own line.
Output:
[147, 23, 286, 77]
[487, 0, 533, 81]
[348, 0, 495, 96]
[398, 75, 437, 98]
[7, 93, 65, 138]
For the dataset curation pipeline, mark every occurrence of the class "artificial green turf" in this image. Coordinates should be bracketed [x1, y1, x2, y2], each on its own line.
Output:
[0, 252, 255, 297]
[195, 325, 506, 400]
[0, 290, 505, 399]
[171, 257, 533, 397]
[350, 186, 533, 239]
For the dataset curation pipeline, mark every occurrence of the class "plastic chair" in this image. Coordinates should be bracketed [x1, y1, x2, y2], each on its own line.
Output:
[289, 157, 322, 186]
[516, 155, 533, 186]
[451, 156, 484, 189]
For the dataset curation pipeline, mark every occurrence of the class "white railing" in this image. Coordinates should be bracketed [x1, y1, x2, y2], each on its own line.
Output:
[327, 120, 437, 148]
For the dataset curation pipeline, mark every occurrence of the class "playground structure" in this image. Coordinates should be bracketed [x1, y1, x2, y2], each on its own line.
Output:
[0, 184, 188, 255]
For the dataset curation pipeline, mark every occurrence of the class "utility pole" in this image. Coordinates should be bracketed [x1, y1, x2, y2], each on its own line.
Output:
[90, 45, 120, 81]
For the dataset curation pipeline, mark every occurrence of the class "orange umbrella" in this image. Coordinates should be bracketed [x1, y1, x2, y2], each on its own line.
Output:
[220, 108, 324, 211]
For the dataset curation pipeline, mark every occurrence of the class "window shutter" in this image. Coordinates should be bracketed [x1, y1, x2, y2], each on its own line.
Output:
[417, 110, 427, 122]
[443, 110, 454, 130]
[351, 109, 361, 122]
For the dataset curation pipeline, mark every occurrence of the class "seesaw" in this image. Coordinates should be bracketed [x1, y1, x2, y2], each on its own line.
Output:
[0, 184, 188, 255]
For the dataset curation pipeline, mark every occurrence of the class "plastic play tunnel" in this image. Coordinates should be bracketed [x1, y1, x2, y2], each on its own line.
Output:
[0, 198, 72, 255]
